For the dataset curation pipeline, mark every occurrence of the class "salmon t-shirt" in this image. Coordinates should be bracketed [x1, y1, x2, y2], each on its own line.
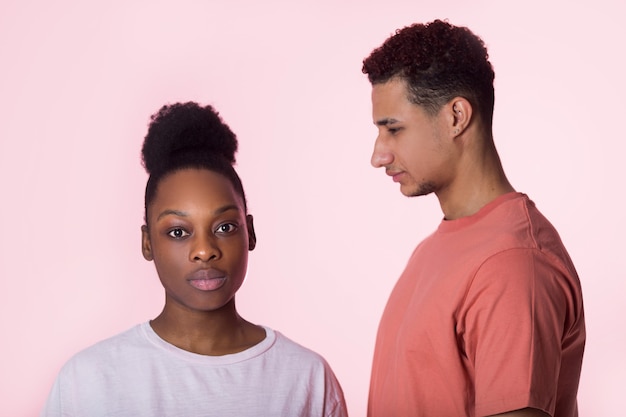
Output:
[368, 193, 585, 417]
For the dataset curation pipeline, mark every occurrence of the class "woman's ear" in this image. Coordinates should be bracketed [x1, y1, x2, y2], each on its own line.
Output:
[141, 225, 153, 261]
[246, 214, 257, 251]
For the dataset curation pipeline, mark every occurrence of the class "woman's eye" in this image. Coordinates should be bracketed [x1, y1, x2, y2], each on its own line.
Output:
[167, 228, 190, 239]
[216, 223, 238, 234]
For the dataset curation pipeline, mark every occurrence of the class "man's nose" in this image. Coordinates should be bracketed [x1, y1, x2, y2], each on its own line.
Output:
[371, 135, 393, 168]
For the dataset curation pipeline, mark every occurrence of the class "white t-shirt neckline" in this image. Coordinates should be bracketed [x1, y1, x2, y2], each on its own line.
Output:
[140, 322, 276, 366]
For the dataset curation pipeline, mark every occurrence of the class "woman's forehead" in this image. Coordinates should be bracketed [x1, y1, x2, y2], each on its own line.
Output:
[150, 169, 245, 212]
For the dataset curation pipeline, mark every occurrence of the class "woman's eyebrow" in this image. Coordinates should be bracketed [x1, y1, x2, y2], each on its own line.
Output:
[156, 205, 240, 221]
[157, 209, 187, 221]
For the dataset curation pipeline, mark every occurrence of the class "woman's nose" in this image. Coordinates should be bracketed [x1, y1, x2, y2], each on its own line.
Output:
[190, 234, 220, 262]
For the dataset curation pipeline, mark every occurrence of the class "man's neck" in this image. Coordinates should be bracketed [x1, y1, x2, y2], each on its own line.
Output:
[437, 141, 515, 220]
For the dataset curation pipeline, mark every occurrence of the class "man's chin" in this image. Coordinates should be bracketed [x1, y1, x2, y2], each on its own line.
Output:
[401, 182, 436, 198]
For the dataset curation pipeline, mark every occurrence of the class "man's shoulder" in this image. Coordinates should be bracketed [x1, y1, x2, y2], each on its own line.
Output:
[471, 192, 562, 250]
[412, 193, 572, 272]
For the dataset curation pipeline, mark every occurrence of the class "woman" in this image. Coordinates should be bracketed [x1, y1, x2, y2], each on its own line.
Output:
[41, 102, 348, 417]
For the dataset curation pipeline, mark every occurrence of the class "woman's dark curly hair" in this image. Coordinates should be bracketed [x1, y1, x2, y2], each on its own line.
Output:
[362, 19, 495, 125]
[141, 102, 247, 223]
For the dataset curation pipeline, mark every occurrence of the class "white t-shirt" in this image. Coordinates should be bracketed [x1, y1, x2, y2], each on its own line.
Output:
[41, 323, 347, 417]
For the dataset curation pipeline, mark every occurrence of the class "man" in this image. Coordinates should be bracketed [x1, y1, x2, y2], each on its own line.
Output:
[362, 20, 585, 417]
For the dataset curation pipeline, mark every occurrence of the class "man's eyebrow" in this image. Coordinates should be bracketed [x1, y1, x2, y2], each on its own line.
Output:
[156, 204, 240, 221]
[375, 118, 399, 126]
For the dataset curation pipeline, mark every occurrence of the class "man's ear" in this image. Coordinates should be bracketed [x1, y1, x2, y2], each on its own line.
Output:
[246, 214, 257, 251]
[448, 97, 473, 137]
[141, 225, 153, 261]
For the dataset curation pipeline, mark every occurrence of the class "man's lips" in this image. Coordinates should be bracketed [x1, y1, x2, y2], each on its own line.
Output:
[386, 170, 404, 182]
[187, 269, 227, 291]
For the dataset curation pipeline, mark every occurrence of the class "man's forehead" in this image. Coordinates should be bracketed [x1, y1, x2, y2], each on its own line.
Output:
[371, 80, 412, 120]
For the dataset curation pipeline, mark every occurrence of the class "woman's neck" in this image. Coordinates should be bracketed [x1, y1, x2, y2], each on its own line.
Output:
[150, 299, 265, 356]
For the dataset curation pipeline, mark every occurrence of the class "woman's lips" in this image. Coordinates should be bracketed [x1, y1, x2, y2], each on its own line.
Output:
[187, 269, 227, 291]
[189, 277, 226, 291]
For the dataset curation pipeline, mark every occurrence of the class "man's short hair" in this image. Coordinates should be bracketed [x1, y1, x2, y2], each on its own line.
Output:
[362, 19, 495, 125]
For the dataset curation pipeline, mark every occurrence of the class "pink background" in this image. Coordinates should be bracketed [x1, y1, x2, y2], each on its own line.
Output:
[1, 1, 624, 415]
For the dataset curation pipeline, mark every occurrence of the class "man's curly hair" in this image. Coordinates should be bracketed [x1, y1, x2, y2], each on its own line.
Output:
[362, 19, 495, 125]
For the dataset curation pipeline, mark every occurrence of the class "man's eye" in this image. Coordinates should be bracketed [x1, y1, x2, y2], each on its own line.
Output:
[167, 228, 190, 239]
[216, 223, 238, 234]
[388, 127, 401, 135]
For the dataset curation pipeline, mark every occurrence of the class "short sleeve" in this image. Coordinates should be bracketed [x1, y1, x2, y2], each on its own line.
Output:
[458, 248, 570, 417]
[321, 360, 348, 417]
[40, 371, 66, 417]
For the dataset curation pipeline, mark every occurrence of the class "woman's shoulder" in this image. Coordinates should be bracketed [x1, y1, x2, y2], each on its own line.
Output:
[268, 328, 332, 368]
[61, 323, 147, 369]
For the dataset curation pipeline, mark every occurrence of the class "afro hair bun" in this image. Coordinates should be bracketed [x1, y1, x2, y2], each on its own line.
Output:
[141, 102, 238, 176]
